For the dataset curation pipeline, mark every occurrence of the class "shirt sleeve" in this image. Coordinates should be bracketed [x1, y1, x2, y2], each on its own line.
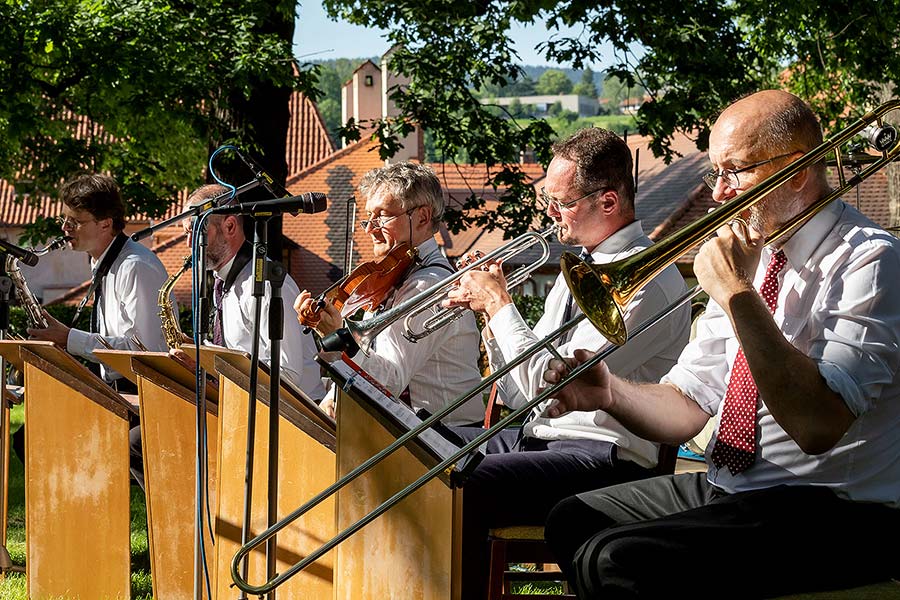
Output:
[806, 242, 900, 417]
[354, 268, 456, 398]
[660, 299, 731, 415]
[67, 255, 168, 360]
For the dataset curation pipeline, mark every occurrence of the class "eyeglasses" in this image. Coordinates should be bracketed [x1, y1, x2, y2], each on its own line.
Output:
[58, 215, 97, 230]
[540, 187, 604, 212]
[702, 151, 798, 191]
[360, 207, 419, 230]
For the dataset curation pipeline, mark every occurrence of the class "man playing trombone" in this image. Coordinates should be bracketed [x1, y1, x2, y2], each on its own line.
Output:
[444, 128, 692, 599]
[295, 162, 485, 426]
[542, 90, 900, 598]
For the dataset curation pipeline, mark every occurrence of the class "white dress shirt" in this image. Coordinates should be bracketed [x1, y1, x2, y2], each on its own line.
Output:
[352, 238, 485, 426]
[68, 237, 169, 382]
[485, 221, 691, 467]
[663, 201, 900, 507]
[216, 254, 326, 400]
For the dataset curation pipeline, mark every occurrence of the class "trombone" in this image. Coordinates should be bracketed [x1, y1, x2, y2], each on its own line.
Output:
[322, 226, 558, 352]
[231, 99, 900, 595]
[565, 100, 900, 345]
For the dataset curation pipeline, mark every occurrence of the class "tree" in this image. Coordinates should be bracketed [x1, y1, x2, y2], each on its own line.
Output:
[572, 67, 598, 98]
[0, 0, 316, 244]
[535, 69, 573, 95]
[325, 0, 900, 234]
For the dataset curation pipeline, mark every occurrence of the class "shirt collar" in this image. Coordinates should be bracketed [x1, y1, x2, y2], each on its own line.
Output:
[415, 236, 441, 259]
[586, 220, 645, 260]
[91, 236, 121, 272]
[214, 251, 239, 282]
[768, 199, 842, 271]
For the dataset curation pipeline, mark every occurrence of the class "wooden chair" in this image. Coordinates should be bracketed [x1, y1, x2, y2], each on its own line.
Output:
[485, 444, 679, 599]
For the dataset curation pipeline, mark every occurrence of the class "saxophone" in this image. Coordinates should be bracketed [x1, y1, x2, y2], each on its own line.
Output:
[5, 236, 70, 329]
[159, 255, 191, 350]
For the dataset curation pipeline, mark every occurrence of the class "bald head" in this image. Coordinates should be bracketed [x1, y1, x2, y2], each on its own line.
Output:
[714, 90, 824, 158]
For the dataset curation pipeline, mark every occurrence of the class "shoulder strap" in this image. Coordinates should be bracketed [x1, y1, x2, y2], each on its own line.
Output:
[72, 233, 129, 325]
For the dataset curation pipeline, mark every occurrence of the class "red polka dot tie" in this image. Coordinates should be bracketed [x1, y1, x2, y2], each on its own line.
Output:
[711, 250, 787, 475]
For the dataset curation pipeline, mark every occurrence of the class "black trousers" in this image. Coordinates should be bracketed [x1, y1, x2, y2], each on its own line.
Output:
[545, 472, 900, 599]
[448, 426, 654, 600]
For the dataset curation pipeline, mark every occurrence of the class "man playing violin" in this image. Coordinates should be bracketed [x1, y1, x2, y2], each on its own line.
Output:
[542, 90, 900, 598]
[295, 161, 484, 426]
[443, 127, 691, 599]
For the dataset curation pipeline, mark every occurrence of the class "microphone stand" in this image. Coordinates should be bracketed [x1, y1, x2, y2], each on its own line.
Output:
[192, 215, 213, 600]
[237, 215, 287, 600]
[0, 259, 13, 575]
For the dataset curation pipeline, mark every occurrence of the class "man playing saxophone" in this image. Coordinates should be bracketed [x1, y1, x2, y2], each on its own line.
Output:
[28, 173, 169, 390]
[28, 173, 169, 489]
[180, 184, 324, 399]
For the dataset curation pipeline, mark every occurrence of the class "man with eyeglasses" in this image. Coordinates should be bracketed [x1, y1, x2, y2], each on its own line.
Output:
[179, 184, 324, 399]
[442, 127, 691, 600]
[294, 161, 484, 426]
[26, 174, 169, 490]
[541, 90, 900, 598]
[28, 173, 169, 387]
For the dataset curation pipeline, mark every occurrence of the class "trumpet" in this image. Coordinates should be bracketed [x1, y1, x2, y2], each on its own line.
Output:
[231, 100, 900, 595]
[321, 226, 557, 352]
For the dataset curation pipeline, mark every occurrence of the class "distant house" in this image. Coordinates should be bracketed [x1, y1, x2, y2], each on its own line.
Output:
[482, 94, 599, 118]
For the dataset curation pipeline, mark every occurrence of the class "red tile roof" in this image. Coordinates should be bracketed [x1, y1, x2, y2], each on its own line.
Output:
[282, 142, 549, 294]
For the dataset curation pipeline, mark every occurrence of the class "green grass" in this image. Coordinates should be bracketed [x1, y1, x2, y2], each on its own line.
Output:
[0, 404, 153, 599]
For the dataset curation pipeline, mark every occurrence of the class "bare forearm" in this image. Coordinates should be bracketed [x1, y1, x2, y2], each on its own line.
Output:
[606, 378, 711, 446]
[724, 290, 854, 454]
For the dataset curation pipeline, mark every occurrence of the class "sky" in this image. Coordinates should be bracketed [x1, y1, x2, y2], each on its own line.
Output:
[293, 1, 618, 69]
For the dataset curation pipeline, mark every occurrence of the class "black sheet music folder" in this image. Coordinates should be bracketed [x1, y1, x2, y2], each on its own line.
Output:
[321, 356, 483, 486]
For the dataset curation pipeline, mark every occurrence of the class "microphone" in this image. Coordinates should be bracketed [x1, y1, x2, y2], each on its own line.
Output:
[0, 239, 40, 267]
[234, 149, 280, 197]
[210, 192, 327, 217]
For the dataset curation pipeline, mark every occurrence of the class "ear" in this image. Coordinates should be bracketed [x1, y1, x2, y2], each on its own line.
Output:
[97, 216, 114, 234]
[221, 215, 240, 236]
[789, 166, 810, 192]
[416, 204, 433, 228]
[598, 190, 619, 215]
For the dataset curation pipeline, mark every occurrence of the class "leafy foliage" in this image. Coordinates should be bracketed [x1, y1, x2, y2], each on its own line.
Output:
[0, 0, 315, 240]
[325, 0, 900, 232]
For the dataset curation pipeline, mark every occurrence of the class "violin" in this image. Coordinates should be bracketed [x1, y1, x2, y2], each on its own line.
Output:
[298, 243, 418, 329]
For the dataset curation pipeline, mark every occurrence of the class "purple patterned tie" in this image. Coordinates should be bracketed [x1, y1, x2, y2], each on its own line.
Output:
[711, 250, 787, 474]
[212, 276, 225, 346]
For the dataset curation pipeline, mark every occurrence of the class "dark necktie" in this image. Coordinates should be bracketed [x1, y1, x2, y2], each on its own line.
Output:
[558, 248, 592, 346]
[89, 270, 102, 334]
[711, 250, 788, 474]
[212, 276, 225, 346]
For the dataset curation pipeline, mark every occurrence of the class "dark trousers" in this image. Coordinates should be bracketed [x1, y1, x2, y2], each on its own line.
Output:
[545, 472, 900, 599]
[448, 426, 654, 600]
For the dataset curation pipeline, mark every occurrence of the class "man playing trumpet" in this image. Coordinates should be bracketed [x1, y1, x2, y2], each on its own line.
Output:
[444, 127, 691, 599]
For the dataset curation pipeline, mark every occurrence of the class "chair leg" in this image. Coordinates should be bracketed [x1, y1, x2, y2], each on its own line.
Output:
[487, 539, 507, 600]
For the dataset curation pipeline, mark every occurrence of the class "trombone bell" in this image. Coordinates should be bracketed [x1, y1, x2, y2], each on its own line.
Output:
[561, 251, 628, 346]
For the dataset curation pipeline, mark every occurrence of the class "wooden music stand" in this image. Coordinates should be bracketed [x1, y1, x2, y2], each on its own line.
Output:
[213, 352, 336, 599]
[3, 340, 134, 599]
[323, 358, 483, 600]
[95, 348, 220, 600]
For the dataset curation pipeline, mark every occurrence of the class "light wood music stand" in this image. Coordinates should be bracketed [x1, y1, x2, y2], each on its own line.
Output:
[324, 358, 482, 600]
[1, 340, 133, 599]
[95, 348, 220, 600]
[213, 352, 336, 599]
